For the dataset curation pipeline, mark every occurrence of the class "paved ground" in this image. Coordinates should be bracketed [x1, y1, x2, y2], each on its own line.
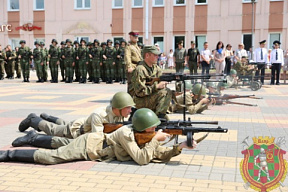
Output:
[0, 71, 287, 192]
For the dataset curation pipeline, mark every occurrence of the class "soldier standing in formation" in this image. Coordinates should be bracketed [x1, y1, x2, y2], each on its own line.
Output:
[104, 39, 116, 84]
[117, 39, 127, 84]
[114, 40, 120, 82]
[14, 47, 21, 79]
[125, 31, 143, 96]
[17, 40, 32, 82]
[100, 42, 107, 82]
[89, 39, 102, 83]
[73, 40, 80, 82]
[77, 39, 88, 84]
[5, 45, 17, 79]
[132, 45, 172, 119]
[62, 39, 75, 83]
[40, 42, 48, 82]
[48, 39, 60, 83]
[173, 41, 187, 74]
[0, 44, 5, 80]
[87, 42, 94, 82]
[32, 41, 44, 83]
[59, 41, 66, 82]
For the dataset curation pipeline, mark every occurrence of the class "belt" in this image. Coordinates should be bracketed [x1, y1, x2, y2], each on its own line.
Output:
[132, 61, 140, 65]
[272, 63, 281, 65]
[257, 62, 265, 64]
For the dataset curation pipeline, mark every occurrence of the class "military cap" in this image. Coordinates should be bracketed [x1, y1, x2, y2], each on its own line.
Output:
[60, 41, 66, 45]
[114, 40, 120, 45]
[40, 41, 45, 46]
[94, 39, 100, 44]
[143, 45, 161, 55]
[34, 41, 40, 45]
[259, 40, 266, 44]
[80, 38, 86, 43]
[273, 40, 281, 45]
[101, 42, 107, 46]
[107, 39, 113, 44]
[129, 31, 139, 37]
[73, 40, 79, 45]
[51, 39, 58, 44]
[19, 40, 26, 44]
[191, 41, 196, 44]
[66, 39, 72, 43]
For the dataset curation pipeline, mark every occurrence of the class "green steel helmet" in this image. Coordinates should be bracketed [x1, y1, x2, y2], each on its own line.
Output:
[107, 39, 113, 44]
[111, 92, 135, 109]
[206, 82, 217, 89]
[217, 82, 228, 89]
[60, 41, 66, 45]
[184, 80, 193, 90]
[73, 40, 79, 45]
[94, 39, 100, 44]
[80, 38, 86, 44]
[66, 39, 72, 43]
[230, 69, 237, 75]
[101, 42, 107, 47]
[120, 39, 127, 44]
[34, 41, 40, 45]
[114, 40, 120, 45]
[132, 108, 161, 132]
[40, 41, 45, 46]
[192, 84, 206, 96]
[51, 39, 58, 44]
[19, 40, 26, 44]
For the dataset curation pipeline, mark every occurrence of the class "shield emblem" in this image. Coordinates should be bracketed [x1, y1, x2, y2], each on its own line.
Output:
[240, 137, 287, 192]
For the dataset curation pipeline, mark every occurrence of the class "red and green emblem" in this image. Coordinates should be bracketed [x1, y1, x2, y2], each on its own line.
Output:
[240, 136, 287, 192]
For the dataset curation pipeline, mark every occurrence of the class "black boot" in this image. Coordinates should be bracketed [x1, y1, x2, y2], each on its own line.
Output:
[122, 79, 126, 84]
[65, 77, 69, 83]
[95, 77, 100, 84]
[36, 79, 41, 83]
[79, 78, 83, 84]
[12, 130, 53, 149]
[82, 78, 86, 84]
[40, 113, 59, 124]
[0, 150, 36, 163]
[26, 78, 30, 82]
[18, 113, 42, 132]
[61, 77, 65, 82]
[23, 78, 27, 82]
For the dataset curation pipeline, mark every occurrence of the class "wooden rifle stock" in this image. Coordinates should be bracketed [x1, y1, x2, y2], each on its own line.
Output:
[103, 123, 123, 133]
[226, 101, 257, 107]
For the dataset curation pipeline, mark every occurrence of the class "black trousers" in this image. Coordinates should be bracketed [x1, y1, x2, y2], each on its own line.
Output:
[225, 57, 231, 75]
[271, 63, 281, 85]
[255, 63, 266, 84]
[201, 61, 210, 75]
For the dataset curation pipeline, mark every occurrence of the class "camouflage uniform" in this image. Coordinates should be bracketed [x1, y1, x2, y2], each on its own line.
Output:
[59, 42, 66, 81]
[18, 45, 32, 82]
[0, 49, 6, 79]
[14, 48, 21, 78]
[116, 44, 126, 84]
[100, 43, 107, 82]
[104, 45, 116, 83]
[48, 44, 60, 83]
[32, 125, 182, 165]
[5, 49, 16, 79]
[89, 43, 102, 83]
[125, 42, 142, 95]
[40, 44, 48, 81]
[33, 46, 44, 82]
[63, 44, 75, 83]
[132, 61, 172, 116]
[73, 41, 80, 82]
[77, 45, 88, 83]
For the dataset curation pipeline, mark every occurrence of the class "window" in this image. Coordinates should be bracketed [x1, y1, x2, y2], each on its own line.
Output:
[34, 0, 44, 10]
[8, 0, 19, 11]
[9, 39, 20, 50]
[174, 36, 185, 50]
[75, 37, 89, 44]
[195, 35, 206, 51]
[138, 37, 143, 44]
[242, 0, 257, 3]
[133, 0, 143, 7]
[174, 0, 185, 6]
[269, 33, 281, 49]
[113, 0, 123, 8]
[243, 34, 252, 51]
[75, 0, 90, 9]
[196, 0, 207, 5]
[153, 37, 164, 53]
[153, 0, 164, 7]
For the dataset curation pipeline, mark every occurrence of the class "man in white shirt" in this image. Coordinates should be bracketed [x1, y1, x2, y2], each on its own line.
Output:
[200, 42, 211, 75]
[270, 41, 284, 85]
[254, 40, 268, 84]
[235, 43, 248, 62]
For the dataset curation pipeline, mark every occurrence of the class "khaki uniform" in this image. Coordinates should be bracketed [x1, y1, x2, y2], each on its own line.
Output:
[125, 42, 142, 96]
[132, 61, 172, 115]
[38, 105, 123, 139]
[226, 75, 237, 88]
[170, 93, 208, 114]
[34, 125, 182, 165]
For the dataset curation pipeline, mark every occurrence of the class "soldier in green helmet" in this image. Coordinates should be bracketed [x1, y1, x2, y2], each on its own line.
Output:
[100, 42, 107, 82]
[3, 108, 196, 165]
[32, 41, 44, 82]
[116, 39, 127, 84]
[62, 39, 75, 83]
[103, 39, 116, 84]
[59, 41, 66, 82]
[114, 40, 121, 82]
[16, 92, 135, 140]
[4, 45, 17, 79]
[217, 82, 228, 96]
[39, 41, 48, 82]
[89, 39, 102, 83]
[47, 39, 60, 83]
[87, 42, 94, 82]
[17, 40, 32, 82]
[77, 39, 88, 83]
[73, 40, 80, 82]
[14, 46, 21, 79]
[206, 82, 218, 95]
[226, 69, 238, 88]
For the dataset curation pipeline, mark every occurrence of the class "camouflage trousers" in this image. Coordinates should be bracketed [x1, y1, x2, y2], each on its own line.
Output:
[34, 60, 43, 80]
[34, 134, 90, 165]
[64, 58, 74, 79]
[49, 58, 59, 81]
[42, 63, 48, 81]
[79, 59, 87, 79]
[15, 61, 21, 78]
[74, 60, 80, 79]
[106, 59, 114, 78]
[0, 60, 5, 78]
[92, 58, 101, 78]
[134, 88, 172, 115]
[20, 59, 30, 78]
[60, 60, 65, 80]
